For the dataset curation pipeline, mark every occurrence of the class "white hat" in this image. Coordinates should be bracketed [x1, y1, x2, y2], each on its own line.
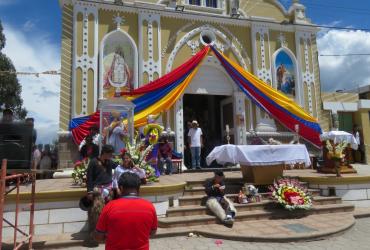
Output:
[192, 120, 198, 125]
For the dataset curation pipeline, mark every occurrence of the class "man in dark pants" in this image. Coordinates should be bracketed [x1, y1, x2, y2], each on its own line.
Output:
[86, 144, 116, 235]
[94, 172, 157, 250]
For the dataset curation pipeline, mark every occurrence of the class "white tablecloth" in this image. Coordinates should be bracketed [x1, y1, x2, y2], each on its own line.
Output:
[206, 144, 311, 167]
[320, 131, 358, 150]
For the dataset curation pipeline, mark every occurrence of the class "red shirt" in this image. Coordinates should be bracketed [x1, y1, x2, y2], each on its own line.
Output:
[96, 197, 158, 250]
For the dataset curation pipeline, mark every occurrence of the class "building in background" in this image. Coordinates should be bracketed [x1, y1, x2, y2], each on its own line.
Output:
[58, 0, 333, 167]
[322, 85, 370, 163]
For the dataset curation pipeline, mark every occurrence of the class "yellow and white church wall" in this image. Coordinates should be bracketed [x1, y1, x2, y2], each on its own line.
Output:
[58, 0, 329, 167]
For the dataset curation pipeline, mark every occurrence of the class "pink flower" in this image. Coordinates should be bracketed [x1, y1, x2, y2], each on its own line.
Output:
[215, 239, 223, 246]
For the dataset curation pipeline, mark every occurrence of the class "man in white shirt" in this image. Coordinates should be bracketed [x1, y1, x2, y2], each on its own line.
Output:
[188, 120, 203, 169]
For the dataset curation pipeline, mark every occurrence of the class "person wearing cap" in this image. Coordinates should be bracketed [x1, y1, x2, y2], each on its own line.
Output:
[188, 120, 203, 169]
[158, 135, 173, 175]
[204, 171, 237, 225]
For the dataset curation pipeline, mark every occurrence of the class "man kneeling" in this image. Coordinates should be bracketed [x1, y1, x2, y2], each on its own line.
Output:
[204, 171, 237, 225]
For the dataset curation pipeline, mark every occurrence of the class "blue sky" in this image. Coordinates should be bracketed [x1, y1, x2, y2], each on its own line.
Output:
[1, 0, 370, 143]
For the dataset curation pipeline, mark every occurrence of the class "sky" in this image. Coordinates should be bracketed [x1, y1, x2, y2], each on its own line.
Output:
[1, 0, 370, 144]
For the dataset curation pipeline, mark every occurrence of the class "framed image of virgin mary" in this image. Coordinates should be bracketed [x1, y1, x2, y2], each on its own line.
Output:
[101, 30, 137, 98]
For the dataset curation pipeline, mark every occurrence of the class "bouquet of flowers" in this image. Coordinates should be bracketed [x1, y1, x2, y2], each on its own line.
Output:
[124, 134, 158, 182]
[326, 140, 347, 161]
[269, 177, 312, 211]
[72, 159, 89, 186]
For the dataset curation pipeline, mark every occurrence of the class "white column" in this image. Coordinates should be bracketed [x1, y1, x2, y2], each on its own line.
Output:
[175, 97, 184, 154]
[234, 91, 247, 145]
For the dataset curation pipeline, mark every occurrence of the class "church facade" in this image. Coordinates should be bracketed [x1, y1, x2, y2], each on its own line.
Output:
[58, 0, 331, 167]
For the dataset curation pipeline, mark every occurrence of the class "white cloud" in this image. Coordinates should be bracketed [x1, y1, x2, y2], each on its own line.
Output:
[3, 24, 60, 144]
[22, 20, 37, 32]
[317, 29, 370, 92]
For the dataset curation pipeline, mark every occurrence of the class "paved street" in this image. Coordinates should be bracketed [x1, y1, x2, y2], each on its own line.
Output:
[57, 217, 370, 250]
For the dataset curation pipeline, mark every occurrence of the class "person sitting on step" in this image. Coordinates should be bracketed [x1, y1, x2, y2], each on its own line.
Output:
[204, 170, 237, 225]
[158, 135, 173, 175]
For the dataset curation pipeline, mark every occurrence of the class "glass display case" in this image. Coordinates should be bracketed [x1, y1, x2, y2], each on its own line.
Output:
[98, 98, 135, 155]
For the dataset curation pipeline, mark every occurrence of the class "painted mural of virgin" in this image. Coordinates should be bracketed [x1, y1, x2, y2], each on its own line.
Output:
[102, 36, 135, 98]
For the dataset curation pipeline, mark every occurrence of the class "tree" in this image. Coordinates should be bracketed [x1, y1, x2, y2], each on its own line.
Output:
[0, 20, 27, 119]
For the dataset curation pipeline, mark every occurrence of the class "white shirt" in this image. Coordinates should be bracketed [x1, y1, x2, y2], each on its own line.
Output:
[112, 165, 146, 188]
[188, 127, 203, 147]
[79, 134, 101, 150]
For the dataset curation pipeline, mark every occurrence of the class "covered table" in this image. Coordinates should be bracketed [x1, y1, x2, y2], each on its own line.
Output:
[320, 131, 358, 150]
[206, 144, 311, 185]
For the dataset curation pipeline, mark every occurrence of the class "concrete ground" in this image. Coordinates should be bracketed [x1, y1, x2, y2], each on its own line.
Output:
[49, 217, 370, 250]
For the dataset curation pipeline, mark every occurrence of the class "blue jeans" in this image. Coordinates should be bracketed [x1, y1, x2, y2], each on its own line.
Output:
[158, 157, 173, 175]
[191, 147, 201, 169]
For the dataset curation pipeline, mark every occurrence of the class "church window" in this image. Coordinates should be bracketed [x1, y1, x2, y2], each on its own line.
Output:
[189, 0, 201, 6]
[206, 0, 217, 8]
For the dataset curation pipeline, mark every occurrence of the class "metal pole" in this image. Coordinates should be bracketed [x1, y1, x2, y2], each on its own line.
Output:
[0, 159, 7, 250]
[13, 176, 20, 248]
[28, 172, 36, 249]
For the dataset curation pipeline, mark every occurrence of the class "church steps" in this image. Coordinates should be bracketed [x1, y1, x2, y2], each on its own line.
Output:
[158, 203, 355, 228]
[183, 186, 320, 197]
[179, 190, 321, 206]
[168, 196, 342, 217]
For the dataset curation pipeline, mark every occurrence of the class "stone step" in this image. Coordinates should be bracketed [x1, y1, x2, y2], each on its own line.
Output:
[185, 178, 245, 189]
[186, 180, 309, 189]
[183, 186, 320, 197]
[168, 196, 342, 217]
[179, 190, 321, 206]
[158, 203, 354, 228]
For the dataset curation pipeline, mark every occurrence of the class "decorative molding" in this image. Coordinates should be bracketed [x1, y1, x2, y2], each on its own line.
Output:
[277, 32, 287, 48]
[139, 11, 161, 84]
[161, 22, 195, 59]
[234, 91, 247, 144]
[296, 31, 315, 115]
[186, 40, 200, 55]
[72, 3, 98, 117]
[166, 24, 249, 73]
[174, 96, 184, 153]
[251, 24, 272, 86]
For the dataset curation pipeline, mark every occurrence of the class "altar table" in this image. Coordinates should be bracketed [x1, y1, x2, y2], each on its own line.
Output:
[206, 144, 311, 185]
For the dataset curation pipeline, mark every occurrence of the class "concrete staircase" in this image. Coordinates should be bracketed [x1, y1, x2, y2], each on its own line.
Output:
[158, 178, 355, 229]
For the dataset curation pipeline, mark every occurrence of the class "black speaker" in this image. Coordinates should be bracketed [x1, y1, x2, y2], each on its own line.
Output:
[0, 122, 33, 170]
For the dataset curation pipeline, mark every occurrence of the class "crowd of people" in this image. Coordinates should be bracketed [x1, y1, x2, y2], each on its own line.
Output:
[1, 108, 58, 176]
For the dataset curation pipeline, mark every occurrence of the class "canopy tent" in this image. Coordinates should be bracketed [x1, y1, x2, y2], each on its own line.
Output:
[69, 46, 322, 148]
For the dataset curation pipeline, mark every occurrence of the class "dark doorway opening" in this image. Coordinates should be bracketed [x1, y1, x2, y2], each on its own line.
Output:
[183, 94, 229, 167]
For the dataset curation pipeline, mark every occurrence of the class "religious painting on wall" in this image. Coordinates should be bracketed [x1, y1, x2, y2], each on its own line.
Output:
[102, 32, 136, 98]
[275, 50, 296, 97]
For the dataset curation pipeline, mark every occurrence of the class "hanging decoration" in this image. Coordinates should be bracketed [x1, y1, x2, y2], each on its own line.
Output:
[69, 45, 322, 148]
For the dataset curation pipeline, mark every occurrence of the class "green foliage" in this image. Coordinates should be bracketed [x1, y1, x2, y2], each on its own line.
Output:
[0, 20, 27, 119]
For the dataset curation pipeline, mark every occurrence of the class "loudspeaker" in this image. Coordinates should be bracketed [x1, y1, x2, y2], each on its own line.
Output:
[0, 122, 33, 170]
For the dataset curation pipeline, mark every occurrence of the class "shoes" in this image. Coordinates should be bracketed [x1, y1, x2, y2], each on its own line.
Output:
[223, 216, 234, 225]
[196, 166, 202, 169]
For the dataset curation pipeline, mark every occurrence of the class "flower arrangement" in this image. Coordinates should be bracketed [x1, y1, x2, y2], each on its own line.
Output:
[326, 140, 347, 161]
[72, 159, 89, 186]
[269, 177, 312, 211]
[123, 134, 158, 182]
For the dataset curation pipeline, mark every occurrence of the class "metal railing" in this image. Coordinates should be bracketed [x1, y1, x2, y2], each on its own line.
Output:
[0, 159, 36, 250]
